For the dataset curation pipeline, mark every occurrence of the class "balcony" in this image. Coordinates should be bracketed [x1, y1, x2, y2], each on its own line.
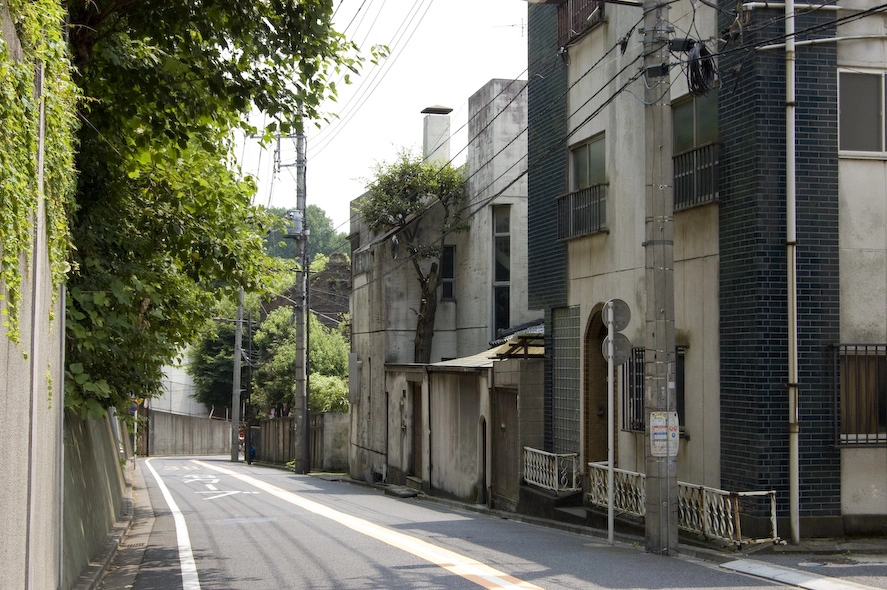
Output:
[557, 0, 606, 47]
[673, 142, 719, 211]
[557, 183, 607, 240]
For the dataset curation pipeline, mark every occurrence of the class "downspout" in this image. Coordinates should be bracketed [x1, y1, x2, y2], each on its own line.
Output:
[785, 0, 801, 545]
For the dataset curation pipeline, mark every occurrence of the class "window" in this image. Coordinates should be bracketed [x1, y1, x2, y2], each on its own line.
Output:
[558, 134, 607, 239]
[839, 71, 886, 152]
[835, 344, 887, 444]
[493, 206, 510, 335]
[672, 92, 719, 210]
[441, 245, 455, 299]
[621, 347, 686, 432]
[571, 134, 606, 191]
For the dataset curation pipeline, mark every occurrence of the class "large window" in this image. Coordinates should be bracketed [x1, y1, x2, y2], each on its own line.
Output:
[835, 344, 887, 444]
[558, 134, 607, 239]
[493, 206, 510, 335]
[839, 71, 886, 153]
[672, 92, 719, 210]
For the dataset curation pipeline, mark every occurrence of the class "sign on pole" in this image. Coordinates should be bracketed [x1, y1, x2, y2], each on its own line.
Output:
[650, 411, 680, 457]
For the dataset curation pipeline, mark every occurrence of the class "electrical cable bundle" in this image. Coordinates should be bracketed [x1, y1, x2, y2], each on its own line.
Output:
[687, 41, 717, 96]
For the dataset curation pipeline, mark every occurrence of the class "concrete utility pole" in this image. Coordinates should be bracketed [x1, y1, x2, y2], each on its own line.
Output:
[642, 0, 679, 555]
[283, 129, 310, 474]
[231, 286, 244, 462]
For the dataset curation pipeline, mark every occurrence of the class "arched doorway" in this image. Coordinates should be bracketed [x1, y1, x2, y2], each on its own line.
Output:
[584, 305, 609, 465]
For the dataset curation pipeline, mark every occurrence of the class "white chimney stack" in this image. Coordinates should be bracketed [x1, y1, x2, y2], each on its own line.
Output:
[421, 105, 452, 164]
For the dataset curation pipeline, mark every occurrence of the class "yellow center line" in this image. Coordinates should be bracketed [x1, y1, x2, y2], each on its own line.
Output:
[192, 460, 543, 590]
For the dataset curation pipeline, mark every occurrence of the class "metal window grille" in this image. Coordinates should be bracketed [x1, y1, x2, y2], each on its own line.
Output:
[622, 347, 645, 432]
[557, 0, 606, 47]
[557, 184, 607, 240]
[674, 142, 720, 210]
[621, 347, 685, 432]
[834, 344, 887, 445]
[552, 307, 581, 454]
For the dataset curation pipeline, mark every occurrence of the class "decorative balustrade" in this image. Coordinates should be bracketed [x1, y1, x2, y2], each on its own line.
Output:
[523, 447, 581, 493]
[587, 462, 779, 546]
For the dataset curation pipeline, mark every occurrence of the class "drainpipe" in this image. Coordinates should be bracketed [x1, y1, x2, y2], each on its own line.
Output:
[785, 0, 801, 545]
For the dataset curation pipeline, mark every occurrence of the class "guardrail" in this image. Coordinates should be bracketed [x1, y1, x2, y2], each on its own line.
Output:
[587, 462, 779, 546]
[523, 447, 581, 493]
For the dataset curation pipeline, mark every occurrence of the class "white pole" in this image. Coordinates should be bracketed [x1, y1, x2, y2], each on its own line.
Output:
[607, 301, 615, 545]
[785, 0, 800, 545]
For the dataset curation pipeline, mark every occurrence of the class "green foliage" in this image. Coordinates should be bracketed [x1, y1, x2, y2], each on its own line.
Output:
[308, 373, 348, 413]
[190, 291, 350, 417]
[0, 0, 79, 343]
[63, 0, 377, 418]
[308, 313, 348, 377]
[251, 307, 297, 415]
[360, 149, 467, 240]
[187, 319, 238, 411]
[359, 149, 467, 362]
[265, 205, 349, 261]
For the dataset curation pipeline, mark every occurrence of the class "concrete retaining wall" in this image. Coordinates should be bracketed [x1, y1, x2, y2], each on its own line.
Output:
[62, 413, 126, 589]
[148, 410, 230, 456]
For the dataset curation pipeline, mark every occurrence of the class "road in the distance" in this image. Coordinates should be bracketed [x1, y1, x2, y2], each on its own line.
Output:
[127, 456, 784, 590]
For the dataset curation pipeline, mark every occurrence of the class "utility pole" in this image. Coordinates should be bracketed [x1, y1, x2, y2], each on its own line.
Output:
[642, 0, 678, 555]
[231, 286, 244, 462]
[283, 129, 310, 474]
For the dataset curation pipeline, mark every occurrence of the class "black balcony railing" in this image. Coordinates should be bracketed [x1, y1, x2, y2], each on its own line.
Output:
[557, 0, 606, 47]
[557, 183, 607, 240]
[673, 142, 720, 211]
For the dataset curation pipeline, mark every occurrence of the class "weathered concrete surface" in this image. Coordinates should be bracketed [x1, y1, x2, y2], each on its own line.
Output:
[148, 410, 230, 456]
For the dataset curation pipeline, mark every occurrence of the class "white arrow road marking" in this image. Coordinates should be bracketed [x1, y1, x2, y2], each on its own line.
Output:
[193, 460, 542, 590]
[145, 459, 201, 590]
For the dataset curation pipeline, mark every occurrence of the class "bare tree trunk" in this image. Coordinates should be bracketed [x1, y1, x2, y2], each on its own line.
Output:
[413, 262, 440, 363]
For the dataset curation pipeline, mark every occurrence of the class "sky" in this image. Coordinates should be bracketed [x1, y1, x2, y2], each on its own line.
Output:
[239, 0, 529, 233]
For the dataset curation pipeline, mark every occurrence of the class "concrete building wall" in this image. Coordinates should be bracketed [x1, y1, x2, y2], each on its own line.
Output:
[835, 10, 887, 524]
[148, 410, 229, 456]
[154, 359, 208, 417]
[428, 371, 489, 502]
[560, 0, 722, 489]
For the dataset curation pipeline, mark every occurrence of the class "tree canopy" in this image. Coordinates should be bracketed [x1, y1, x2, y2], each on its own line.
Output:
[359, 150, 466, 363]
[63, 0, 378, 417]
[265, 205, 349, 262]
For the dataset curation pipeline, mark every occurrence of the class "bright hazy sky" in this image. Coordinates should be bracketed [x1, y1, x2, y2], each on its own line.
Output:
[240, 0, 529, 233]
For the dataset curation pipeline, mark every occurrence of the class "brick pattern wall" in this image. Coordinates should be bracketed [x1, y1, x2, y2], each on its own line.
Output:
[718, 7, 841, 519]
[529, 3, 570, 453]
[528, 3, 568, 312]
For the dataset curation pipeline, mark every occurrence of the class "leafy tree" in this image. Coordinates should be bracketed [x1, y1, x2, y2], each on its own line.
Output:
[196, 294, 350, 417]
[251, 307, 297, 416]
[265, 205, 349, 261]
[309, 374, 348, 414]
[63, 0, 379, 417]
[188, 321, 239, 411]
[359, 150, 467, 363]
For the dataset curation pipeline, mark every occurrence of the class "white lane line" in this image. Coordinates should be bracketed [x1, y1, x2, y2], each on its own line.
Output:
[722, 559, 883, 590]
[193, 460, 542, 590]
[145, 458, 201, 590]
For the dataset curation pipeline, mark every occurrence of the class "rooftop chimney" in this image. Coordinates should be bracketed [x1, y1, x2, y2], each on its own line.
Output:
[421, 105, 452, 165]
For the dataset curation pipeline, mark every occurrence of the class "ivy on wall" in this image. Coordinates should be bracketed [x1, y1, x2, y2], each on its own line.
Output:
[0, 0, 79, 342]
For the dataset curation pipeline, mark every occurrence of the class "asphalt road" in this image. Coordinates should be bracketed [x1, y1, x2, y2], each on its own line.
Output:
[98, 457, 869, 590]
